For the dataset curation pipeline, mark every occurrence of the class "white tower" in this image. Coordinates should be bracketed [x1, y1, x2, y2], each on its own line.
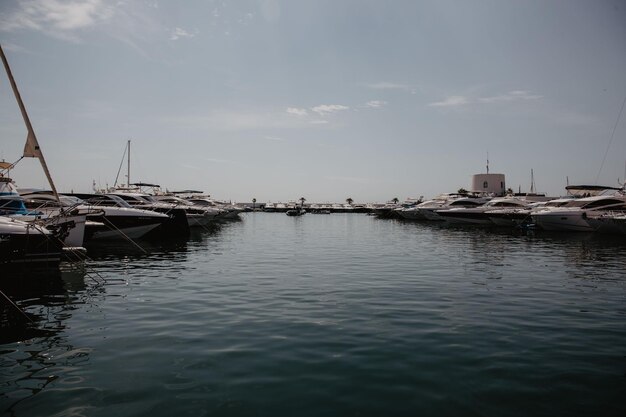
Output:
[471, 173, 506, 196]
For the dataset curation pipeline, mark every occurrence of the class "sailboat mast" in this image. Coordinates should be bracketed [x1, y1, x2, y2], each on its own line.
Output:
[0, 44, 60, 202]
[127, 139, 131, 187]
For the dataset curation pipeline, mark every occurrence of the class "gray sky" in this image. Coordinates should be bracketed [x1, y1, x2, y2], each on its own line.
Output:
[1, 0, 625, 203]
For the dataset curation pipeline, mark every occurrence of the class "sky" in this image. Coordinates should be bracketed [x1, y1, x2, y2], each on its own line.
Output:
[0, 0, 625, 203]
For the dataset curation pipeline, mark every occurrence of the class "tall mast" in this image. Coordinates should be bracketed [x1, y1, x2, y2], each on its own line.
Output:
[0, 44, 60, 202]
[127, 139, 131, 186]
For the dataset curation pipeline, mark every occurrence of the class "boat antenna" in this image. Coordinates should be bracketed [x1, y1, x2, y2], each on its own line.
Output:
[0, 44, 60, 202]
[530, 169, 535, 194]
[486, 152, 489, 174]
[595, 93, 626, 184]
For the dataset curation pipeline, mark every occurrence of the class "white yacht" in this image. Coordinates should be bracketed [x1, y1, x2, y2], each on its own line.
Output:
[152, 195, 222, 226]
[1, 174, 87, 248]
[414, 194, 491, 221]
[436, 197, 529, 225]
[584, 211, 626, 235]
[184, 195, 243, 220]
[531, 194, 626, 232]
[66, 193, 170, 240]
[485, 197, 573, 227]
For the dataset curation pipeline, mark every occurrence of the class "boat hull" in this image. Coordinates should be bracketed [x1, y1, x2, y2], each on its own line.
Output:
[436, 210, 494, 225]
[0, 221, 62, 266]
[531, 211, 593, 232]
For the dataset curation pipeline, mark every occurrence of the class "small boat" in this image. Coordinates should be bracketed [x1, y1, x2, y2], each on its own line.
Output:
[286, 207, 306, 216]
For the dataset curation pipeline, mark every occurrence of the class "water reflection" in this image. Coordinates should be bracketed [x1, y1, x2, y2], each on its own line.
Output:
[417, 222, 626, 274]
[1, 224, 228, 415]
[0, 265, 91, 415]
[84, 224, 223, 261]
[3, 215, 624, 416]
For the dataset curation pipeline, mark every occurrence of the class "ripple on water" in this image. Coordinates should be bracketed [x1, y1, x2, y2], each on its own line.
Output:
[1, 214, 626, 416]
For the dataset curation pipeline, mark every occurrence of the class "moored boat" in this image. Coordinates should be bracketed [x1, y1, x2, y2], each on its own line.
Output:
[436, 197, 529, 225]
[0, 216, 62, 266]
[531, 194, 626, 232]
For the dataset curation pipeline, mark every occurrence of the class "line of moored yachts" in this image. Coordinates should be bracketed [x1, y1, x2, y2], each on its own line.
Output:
[0, 180, 244, 266]
[4, 182, 626, 267]
[370, 185, 626, 234]
[263, 185, 626, 234]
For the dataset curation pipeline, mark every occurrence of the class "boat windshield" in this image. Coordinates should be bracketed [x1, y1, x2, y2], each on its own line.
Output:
[89, 195, 133, 208]
[485, 200, 525, 207]
[560, 198, 625, 208]
[60, 195, 85, 205]
[140, 195, 158, 203]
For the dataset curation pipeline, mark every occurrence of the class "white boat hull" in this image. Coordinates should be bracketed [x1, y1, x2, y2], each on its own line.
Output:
[531, 211, 592, 232]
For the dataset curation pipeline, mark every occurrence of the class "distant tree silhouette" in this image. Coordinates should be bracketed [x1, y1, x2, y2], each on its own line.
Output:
[346, 197, 353, 205]
[391, 197, 399, 204]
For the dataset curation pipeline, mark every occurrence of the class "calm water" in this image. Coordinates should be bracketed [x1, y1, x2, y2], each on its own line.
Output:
[1, 213, 625, 416]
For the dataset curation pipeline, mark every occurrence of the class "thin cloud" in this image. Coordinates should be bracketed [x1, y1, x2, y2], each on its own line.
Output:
[367, 82, 410, 90]
[264, 136, 286, 141]
[309, 120, 329, 125]
[180, 163, 202, 171]
[203, 157, 236, 164]
[312, 104, 349, 116]
[0, 0, 114, 41]
[477, 90, 543, 103]
[170, 27, 196, 41]
[166, 109, 310, 131]
[0, 42, 30, 53]
[0, 0, 176, 55]
[363, 100, 388, 109]
[428, 96, 470, 107]
[286, 107, 308, 116]
[429, 90, 543, 107]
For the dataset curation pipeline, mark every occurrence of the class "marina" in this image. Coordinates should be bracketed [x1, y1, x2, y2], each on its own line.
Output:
[1, 1, 626, 415]
[2, 213, 626, 416]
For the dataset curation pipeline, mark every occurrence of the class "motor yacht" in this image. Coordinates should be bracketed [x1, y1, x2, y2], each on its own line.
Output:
[184, 196, 243, 220]
[436, 197, 529, 225]
[66, 193, 170, 240]
[415, 194, 491, 221]
[0, 178, 87, 248]
[152, 195, 222, 226]
[485, 197, 573, 227]
[584, 211, 626, 235]
[103, 192, 191, 236]
[0, 216, 62, 266]
[531, 194, 626, 232]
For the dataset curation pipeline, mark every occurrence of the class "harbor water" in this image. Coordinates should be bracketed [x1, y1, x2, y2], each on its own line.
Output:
[1, 213, 625, 416]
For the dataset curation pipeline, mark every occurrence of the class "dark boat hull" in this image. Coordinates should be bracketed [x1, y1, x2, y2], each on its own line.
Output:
[0, 232, 62, 266]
